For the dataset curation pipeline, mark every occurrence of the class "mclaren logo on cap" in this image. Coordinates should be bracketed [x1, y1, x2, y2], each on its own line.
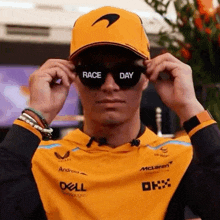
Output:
[92, 13, 120, 28]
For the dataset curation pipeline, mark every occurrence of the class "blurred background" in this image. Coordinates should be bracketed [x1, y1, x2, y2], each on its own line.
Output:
[1, 0, 219, 141]
[1, 1, 219, 219]
[0, 0, 219, 139]
[0, 0, 181, 141]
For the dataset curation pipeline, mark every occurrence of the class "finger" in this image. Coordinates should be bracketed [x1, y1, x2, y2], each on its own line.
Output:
[41, 67, 72, 88]
[147, 61, 178, 82]
[155, 53, 182, 64]
[39, 61, 76, 84]
[46, 59, 75, 68]
[144, 53, 182, 70]
[40, 59, 75, 71]
[56, 60, 75, 71]
[51, 62, 76, 83]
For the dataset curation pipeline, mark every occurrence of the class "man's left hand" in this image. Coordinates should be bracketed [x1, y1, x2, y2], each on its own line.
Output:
[143, 53, 204, 124]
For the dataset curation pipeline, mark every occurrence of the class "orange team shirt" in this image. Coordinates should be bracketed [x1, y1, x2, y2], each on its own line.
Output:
[31, 127, 193, 220]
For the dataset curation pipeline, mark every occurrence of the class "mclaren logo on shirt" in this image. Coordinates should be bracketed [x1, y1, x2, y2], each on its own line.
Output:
[140, 161, 173, 171]
[142, 178, 171, 191]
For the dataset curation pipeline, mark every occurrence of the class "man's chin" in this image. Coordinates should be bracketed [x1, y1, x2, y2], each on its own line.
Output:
[101, 119, 122, 126]
[97, 114, 125, 126]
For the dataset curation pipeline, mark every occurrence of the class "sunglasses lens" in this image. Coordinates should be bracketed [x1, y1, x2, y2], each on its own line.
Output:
[76, 66, 105, 89]
[114, 72, 141, 89]
[113, 66, 145, 89]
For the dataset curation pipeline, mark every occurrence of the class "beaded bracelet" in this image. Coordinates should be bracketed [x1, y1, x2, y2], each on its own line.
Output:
[22, 107, 49, 129]
[18, 114, 53, 139]
[22, 113, 37, 124]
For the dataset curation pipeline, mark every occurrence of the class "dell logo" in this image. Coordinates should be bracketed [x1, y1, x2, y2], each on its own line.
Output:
[60, 182, 87, 192]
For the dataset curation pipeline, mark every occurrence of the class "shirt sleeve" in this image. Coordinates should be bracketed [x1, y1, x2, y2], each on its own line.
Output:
[0, 121, 47, 220]
[183, 121, 220, 219]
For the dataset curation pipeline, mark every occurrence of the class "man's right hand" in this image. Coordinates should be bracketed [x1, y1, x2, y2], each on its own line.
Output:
[28, 59, 76, 125]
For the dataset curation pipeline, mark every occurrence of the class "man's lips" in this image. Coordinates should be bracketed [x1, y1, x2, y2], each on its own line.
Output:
[96, 99, 125, 104]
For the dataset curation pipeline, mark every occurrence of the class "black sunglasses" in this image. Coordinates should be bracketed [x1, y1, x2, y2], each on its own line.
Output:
[75, 63, 146, 89]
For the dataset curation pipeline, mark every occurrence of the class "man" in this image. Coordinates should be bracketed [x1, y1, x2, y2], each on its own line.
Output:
[0, 6, 220, 220]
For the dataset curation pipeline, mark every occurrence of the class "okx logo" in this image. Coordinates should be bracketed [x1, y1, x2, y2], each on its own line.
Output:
[142, 178, 171, 191]
[60, 182, 87, 192]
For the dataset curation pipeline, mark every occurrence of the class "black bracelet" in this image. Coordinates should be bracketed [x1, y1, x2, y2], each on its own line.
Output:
[22, 107, 49, 129]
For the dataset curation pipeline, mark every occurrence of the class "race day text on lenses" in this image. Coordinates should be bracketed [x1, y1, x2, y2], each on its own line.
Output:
[76, 64, 146, 89]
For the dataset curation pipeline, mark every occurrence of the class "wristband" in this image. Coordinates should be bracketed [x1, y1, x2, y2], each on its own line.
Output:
[22, 113, 37, 124]
[22, 107, 49, 129]
[183, 110, 213, 133]
[18, 114, 53, 139]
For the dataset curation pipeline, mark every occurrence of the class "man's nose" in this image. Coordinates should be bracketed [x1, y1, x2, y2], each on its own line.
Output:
[100, 73, 120, 91]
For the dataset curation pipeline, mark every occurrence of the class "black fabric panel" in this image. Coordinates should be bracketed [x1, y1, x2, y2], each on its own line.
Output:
[183, 116, 200, 133]
[0, 124, 41, 163]
[183, 160, 220, 220]
[183, 124, 220, 219]
[0, 178, 47, 220]
[164, 177, 185, 220]
[0, 124, 47, 219]
[190, 123, 220, 170]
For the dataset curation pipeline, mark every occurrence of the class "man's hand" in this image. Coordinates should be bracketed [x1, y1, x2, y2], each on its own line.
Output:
[143, 53, 204, 124]
[28, 59, 76, 124]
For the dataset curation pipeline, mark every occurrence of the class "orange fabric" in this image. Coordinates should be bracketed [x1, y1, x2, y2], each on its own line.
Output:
[14, 119, 42, 140]
[32, 128, 193, 220]
[70, 6, 150, 60]
[188, 120, 216, 137]
[197, 110, 212, 123]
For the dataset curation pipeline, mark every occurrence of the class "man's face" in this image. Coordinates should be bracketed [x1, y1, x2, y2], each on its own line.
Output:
[73, 46, 149, 125]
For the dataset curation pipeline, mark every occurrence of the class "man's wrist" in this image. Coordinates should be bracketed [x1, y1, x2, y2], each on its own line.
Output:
[176, 101, 205, 126]
[28, 105, 54, 125]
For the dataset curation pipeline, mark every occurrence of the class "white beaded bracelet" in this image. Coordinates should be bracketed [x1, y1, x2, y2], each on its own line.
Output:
[18, 114, 53, 136]
[22, 113, 37, 123]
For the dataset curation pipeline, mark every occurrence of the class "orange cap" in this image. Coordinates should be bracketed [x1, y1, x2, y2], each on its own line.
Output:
[70, 6, 151, 60]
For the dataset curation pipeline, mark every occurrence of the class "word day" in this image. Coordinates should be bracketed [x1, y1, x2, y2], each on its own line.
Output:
[120, 72, 134, 79]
